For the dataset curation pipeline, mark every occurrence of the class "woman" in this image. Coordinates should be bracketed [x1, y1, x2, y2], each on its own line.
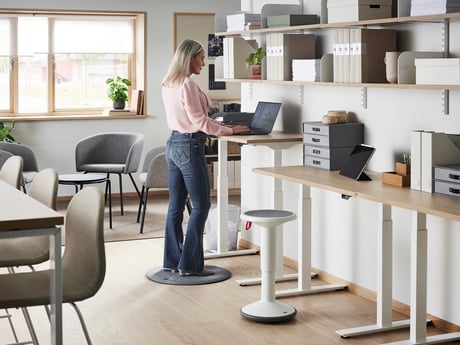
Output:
[161, 39, 249, 276]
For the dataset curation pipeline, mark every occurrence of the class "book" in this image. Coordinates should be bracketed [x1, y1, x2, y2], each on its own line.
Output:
[130, 89, 144, 115]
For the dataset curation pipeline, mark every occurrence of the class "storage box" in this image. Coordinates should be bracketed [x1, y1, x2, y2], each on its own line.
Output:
[327, 0, 392, 23]
[302, 121, 364, 148]
[433, 165, 460, 198]
[266, 14, 319, 28]
[396, 162, 410, 176]
[415, 58, 460, 85]
[382, 172, 411, 187]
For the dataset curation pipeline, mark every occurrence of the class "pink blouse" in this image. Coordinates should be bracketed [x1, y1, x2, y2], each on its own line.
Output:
[162, 77, 232, 136]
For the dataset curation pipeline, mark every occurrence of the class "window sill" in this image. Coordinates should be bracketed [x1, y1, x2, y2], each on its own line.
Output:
[0, 113, 148, 122]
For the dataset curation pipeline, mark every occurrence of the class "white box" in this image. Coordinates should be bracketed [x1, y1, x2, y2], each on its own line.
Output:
[415, 58, 460, 85]
[327, 0, 392, 23]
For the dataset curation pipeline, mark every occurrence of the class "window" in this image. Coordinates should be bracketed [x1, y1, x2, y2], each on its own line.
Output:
[0, 10, 145, 118]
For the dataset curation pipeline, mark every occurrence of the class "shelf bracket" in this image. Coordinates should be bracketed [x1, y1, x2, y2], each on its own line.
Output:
[361, 87, 367, 109]
[297, 85, 304, 105]
[442, 89, 449, 115]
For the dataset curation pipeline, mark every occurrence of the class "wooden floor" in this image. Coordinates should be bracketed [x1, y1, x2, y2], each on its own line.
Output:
[1, 237, 459, 345]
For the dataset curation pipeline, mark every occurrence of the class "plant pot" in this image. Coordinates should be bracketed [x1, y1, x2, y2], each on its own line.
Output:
[249, 64, 262, 80]
[113, 99, 126, 110]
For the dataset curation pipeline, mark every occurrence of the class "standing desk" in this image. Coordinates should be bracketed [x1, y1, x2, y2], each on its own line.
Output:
[252, 165, 460, 345]
[206, 131, 302, 266]
[0, 181, 64, 345]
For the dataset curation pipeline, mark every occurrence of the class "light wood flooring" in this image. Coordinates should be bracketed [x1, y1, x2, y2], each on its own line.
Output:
[1, 237, 460, 345]
[1, 195, 460, 345]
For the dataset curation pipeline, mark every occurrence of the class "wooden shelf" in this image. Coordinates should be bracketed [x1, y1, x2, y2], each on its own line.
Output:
[216, 12, 460, 36]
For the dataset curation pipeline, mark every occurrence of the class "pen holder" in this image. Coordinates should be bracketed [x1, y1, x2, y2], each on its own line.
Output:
[382, 162, 411, 187]
[396, 162, 410, 176]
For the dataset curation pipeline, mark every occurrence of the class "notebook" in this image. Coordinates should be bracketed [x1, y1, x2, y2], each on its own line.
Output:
[339, 144, 375, 181]
[232, 101, 282, 135]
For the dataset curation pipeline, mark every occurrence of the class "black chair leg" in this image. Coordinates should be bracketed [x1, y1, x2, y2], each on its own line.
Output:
[137, 186, 145, 223]
[107, 179, 112, 229]
[118, 173, 123, 216]
[140, 188, 149, 234]
[128, 173, 142, 199]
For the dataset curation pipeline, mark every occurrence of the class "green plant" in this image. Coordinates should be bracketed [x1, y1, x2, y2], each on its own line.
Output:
[0, 121, 15, 142]
[105, 76, 132, 102]
[245, 48, 266, 68]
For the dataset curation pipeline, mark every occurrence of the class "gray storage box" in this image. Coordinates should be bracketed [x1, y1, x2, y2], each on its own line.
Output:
[267, 14, 319, 27]
[327, 0, 392, 23]
[302, 122, 364, 148]
[303, 146, 354, 170]
[434, 165, 460, 198]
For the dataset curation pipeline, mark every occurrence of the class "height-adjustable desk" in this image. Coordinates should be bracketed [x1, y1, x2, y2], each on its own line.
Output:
[252, 165, 460, 345]
[207, 131, 302, 261]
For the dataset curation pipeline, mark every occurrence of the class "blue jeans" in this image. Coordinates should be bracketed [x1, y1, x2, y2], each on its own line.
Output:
[163, 130, 211, 272]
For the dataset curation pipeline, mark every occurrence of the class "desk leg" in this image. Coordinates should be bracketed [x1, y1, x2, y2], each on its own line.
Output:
[205, 139, 257, 259]
[50, 227, 63, 345]
[337, 203, 410, 338]
[383, 212, 460, 345]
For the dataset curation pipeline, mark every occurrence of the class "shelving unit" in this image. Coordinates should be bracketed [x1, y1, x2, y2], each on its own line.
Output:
[216, 12, 460, 113]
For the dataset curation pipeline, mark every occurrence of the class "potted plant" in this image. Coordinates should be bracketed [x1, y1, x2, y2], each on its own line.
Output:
[245, 47, 266, 80]
[106, 76, 132, 110]
[0, 121, 15, 142]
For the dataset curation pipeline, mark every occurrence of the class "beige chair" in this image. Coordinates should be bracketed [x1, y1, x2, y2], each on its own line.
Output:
[0, 154, 23, 190]
[0, 187, 106, 345]
[0, 168, 58, 345]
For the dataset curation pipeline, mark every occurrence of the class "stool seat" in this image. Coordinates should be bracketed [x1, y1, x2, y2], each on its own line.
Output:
[240, 209, 296, 323]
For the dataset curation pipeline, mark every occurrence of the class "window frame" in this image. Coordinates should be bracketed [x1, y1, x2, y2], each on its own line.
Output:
[0, 9, 146, 121]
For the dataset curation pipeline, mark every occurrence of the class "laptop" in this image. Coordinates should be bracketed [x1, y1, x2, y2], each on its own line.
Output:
[339, 144, 376, 181]
[229, 101, 282, 135]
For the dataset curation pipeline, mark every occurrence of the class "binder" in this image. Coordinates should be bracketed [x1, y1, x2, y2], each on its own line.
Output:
[266, 33, 316, 81]
[354, 28, 397, 83]
[223, 37, 257, 79]
[410, 130, 423, 191]
[421, 132, 460, 193]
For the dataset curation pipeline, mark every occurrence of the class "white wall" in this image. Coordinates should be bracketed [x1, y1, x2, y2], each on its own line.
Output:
[240, 0, 460, 327]
[1, 0, 240, 195]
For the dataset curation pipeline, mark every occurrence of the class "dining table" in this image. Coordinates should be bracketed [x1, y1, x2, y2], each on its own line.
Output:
[0, 180, 65, 345]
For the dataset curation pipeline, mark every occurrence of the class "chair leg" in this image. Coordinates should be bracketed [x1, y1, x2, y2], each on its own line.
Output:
[140, 188, 149, 234]
[1, 309, 20, 344]
[136, 186, 145, 223]
[107, 179, 112, 229]
[128, 173, 142, 199]
[118, 173, 124, 216]
[69, 302, 93, 345]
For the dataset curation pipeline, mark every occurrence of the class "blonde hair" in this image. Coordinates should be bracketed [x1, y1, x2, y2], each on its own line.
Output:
[162, 39, 204, 87]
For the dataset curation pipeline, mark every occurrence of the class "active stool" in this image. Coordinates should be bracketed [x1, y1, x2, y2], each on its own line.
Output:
[240, 209, 297, 323]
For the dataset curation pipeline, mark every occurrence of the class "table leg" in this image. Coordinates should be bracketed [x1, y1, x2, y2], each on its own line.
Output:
[205, 139, 257, 259]
[383, 212, 460, 345]
[337, 203, 410, 337]
[50, 227, 63, 345]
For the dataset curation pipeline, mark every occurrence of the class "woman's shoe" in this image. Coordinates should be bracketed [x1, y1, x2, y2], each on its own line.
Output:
[179, 268, 215, 277]
[164, 267, 178, 273]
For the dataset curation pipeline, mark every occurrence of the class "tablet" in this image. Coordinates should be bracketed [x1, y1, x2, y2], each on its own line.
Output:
[339, 144, 375, 181]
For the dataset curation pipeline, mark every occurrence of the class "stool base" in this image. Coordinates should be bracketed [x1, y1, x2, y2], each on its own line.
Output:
[240, 300, 296, 323]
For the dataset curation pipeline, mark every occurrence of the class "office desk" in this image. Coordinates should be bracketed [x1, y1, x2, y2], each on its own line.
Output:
[0, 181, 64, 345]
[253, 165, 460, 345]
[208, 132, 302, 260]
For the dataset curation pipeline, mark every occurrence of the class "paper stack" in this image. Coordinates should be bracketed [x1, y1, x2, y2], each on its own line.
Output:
[410, 0, 460, 16]
[226, 13, 261, 32]
[292, 59, 321, 82]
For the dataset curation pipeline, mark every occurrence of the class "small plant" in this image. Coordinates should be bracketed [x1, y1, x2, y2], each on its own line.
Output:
[105, 76, 132, 102]
[0, 121, 15, 142]
[245, 47, 266, 68]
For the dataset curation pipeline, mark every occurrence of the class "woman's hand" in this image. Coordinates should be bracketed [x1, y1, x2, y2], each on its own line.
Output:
[227, 124, 249, 134]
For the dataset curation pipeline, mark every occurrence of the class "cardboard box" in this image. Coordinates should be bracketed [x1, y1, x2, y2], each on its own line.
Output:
[382, 172, 411, 187]
[327, 0, 392, 23]
[415, 58, 460, 85]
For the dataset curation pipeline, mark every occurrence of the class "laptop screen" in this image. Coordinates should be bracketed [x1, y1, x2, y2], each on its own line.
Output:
[250, 102, 282, 131]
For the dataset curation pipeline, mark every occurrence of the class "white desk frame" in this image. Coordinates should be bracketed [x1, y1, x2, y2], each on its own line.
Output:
[252, 166, 460, 345]
[0, 181, 64, 345]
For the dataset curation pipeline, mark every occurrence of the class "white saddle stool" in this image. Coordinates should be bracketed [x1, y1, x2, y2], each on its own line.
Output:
[240, 209, 297, 323]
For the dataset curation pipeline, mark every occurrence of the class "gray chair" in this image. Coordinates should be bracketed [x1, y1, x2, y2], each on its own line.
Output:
[0, 149, 14, 169]
[136, 146, 168, 233]
[75, 132, 145, 215]
[0, 154, 23, 190]
[0, 187, 106, 345]
[0, 142, 39, 192]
